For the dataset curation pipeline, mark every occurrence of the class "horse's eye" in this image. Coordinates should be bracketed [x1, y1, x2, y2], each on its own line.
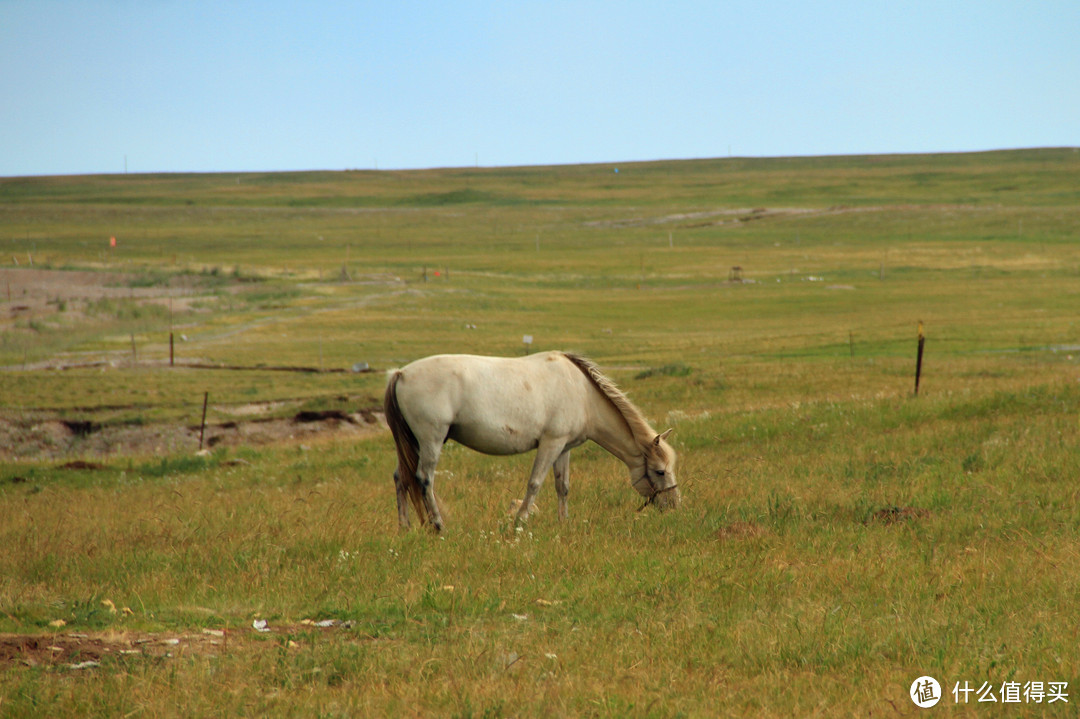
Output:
[655, 469, 665, 476]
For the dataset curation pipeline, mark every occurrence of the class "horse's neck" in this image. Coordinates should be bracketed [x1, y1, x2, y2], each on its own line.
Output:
[586, 393, 645, 470]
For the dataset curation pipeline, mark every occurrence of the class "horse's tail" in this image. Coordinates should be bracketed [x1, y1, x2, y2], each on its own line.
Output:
[383, 370, 427, 525]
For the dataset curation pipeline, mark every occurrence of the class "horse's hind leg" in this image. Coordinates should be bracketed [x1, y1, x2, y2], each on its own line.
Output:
[416, 442, 445, 532]
[393, 469, 410, 530]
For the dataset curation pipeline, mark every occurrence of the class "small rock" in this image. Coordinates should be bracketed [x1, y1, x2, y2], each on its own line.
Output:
[68, 661, 100, 670]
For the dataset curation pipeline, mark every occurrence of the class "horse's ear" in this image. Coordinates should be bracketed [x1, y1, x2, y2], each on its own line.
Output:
[654, 429, 673, 446]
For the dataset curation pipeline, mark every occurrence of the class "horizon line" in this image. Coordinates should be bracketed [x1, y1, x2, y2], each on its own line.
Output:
[3, 146, 1077, 181]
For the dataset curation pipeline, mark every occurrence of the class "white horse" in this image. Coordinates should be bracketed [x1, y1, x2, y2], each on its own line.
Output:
[383, 351, 679, 531]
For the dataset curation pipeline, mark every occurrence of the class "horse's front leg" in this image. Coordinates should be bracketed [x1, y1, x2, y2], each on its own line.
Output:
[516, 440, 566, 524]
[553, 450, 570, 521]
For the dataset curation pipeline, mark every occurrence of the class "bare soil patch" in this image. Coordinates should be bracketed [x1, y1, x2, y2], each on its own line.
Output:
[866, 506, 930, 525]
[715, 521, 770, 541]
[0, 632, 222, 669]
[0, 405, 385, 461]
[1, 267, 213, 317]
[1, 622, 361, 670]
[56, 460, 108, 470]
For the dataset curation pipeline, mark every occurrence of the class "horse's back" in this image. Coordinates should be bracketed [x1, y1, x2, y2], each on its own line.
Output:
[396, 352, 574, 389]
[392, 352, 588, 455]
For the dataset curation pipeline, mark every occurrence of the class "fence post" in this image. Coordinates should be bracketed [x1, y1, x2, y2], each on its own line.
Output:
[914, 322, 925, 396]
[199, 392, 209, 450]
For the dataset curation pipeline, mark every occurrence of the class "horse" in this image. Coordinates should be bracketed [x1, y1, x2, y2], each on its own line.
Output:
[383, 351, 679, 531]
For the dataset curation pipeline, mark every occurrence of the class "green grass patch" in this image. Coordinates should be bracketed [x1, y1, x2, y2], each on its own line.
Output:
[634, 362, 693, 380]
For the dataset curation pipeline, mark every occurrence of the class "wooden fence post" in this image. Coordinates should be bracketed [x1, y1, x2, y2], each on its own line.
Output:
[914, 322, 925, 396]
[199, 392, 209, 450]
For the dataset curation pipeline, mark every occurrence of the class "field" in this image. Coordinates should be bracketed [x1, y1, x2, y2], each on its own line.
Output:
[1, 149, 1079, 716]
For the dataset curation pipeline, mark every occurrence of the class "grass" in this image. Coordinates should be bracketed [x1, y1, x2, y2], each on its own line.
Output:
[1, 386, 1077, 715]
[1, 148, 1079, 715]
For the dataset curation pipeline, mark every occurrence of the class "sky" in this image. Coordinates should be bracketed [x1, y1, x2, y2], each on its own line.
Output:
[1, 1, 1077, 176]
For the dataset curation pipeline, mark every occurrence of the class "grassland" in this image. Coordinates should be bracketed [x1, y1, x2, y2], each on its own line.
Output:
[1, 149, 1079, 716]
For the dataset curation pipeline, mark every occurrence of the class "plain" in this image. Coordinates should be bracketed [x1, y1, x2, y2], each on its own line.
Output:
[1, 149, 1079, 716]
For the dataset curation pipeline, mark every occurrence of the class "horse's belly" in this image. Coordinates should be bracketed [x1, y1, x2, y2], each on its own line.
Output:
[447, 422, 539, 456]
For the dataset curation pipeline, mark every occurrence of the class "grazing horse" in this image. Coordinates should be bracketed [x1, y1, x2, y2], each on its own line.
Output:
[383, 351, 679, 531]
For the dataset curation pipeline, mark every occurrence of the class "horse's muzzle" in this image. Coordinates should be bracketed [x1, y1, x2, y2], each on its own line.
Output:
[636, 482, 681, 512]
[651, 484, 681, 511]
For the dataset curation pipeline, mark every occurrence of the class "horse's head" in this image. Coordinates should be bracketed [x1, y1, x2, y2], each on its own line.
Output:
[631, 429, 680, 510]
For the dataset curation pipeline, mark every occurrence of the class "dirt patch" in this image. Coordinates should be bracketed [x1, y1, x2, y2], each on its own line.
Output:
[0, 632, 216, 669]
[293, 409, 359, 423]
[61, 420, 101, 436]
[56, 460, 108, 471]
[866, 506, 930, 525]
[199, 409, 382, 451]
[0, 406, 386, 461]
[1, 623, 359, 670]
[1, 267, 213, 318]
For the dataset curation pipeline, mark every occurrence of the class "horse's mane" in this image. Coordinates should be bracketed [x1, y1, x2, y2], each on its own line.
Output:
[562, 353, 657, 446]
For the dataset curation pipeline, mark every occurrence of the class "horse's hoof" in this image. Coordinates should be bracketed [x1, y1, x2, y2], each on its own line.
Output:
[509, 499, 539, 518]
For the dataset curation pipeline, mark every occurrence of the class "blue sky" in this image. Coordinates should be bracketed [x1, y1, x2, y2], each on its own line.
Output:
[2, 1, 1077, 176]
